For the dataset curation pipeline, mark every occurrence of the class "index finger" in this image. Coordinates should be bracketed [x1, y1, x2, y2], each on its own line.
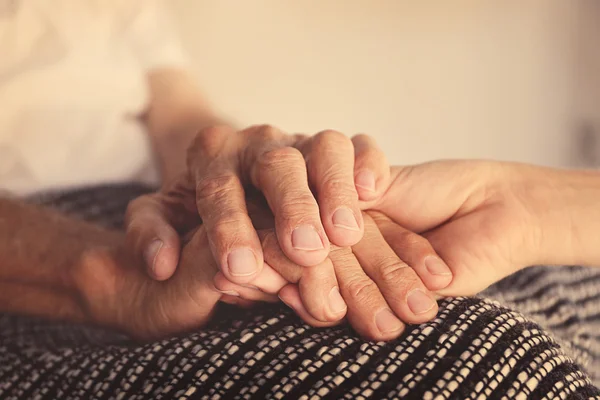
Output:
[188, 126, 264, 284]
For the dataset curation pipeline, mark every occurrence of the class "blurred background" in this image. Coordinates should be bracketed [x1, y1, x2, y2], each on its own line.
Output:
[168, 0, 600, 167]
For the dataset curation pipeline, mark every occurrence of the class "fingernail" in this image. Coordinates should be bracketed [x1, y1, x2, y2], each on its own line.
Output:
[328, 287, 347, 314]
[144, 240, 163, 273]
[425, 256, 452, 276]
[332, 207, 360, 231]
[291, 225, 324, 251]
[216, 289, 240, 297]
[375, 308, 404, 333]
[355, 170, 376, 192]
[407, 289, 436, 315]
[227, 248, 258, 277]
[241, 284, 260, 291]
[278, 295, 294, 310]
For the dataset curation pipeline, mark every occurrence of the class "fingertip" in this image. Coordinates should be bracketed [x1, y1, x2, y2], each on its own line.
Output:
[279, 285, 340, 328]
[355, 169, 376, 193]
[355, 169, 385, 202]
[327, 287, 348, 318]
[278, 284, 310, 315]
[371, 308, 405, 341]
[222, 247, 264, 284]
[278, 285, 301, 312]
[212, 271, 230, 291]
[283, 226, 330, 267]
[143, 239, 163, 276]
[250, 262, 288, 295]
[152, 245, 180, 281]
[405, 289, 439, 323]
[351, 133, 390, 202]
[414, 256, 453, 292]
[327, 207, 364, 247]
[144, 239, 180, 281]
[290, 225, 327, 252]
[214, 273, 279, 302]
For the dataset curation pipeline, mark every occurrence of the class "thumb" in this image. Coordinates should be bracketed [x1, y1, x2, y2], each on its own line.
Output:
[125, 196, 183, 281]
[372, 162, 479, 233]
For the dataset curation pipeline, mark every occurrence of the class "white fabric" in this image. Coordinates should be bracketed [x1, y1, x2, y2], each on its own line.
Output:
[0, 0, 188, 195]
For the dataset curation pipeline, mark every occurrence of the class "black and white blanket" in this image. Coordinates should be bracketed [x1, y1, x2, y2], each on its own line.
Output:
[0, 185, 598, 399]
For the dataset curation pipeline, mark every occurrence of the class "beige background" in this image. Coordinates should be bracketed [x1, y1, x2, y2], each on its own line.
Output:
[169, 0, 597, 167]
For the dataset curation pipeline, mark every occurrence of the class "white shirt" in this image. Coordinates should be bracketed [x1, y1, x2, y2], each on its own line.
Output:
[0, 0, 188, 195]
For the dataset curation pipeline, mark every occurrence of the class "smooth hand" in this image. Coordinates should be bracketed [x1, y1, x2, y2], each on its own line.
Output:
[367, 160, 579, 296]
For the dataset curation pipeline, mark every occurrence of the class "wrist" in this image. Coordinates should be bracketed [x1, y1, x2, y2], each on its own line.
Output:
[514, 165, 600, 267]
[151, 116, 229, 186]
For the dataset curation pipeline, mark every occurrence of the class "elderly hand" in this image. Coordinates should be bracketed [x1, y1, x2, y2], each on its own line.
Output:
[214, 208, 449, 341]
[79, 225, 223, 341]
[126, 125, 389, 285]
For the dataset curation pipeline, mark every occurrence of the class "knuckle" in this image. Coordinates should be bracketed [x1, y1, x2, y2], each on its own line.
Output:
[260, 230, 279, 252]
[124, 195, 156, 226]
[345, 277, 378, 300]
[365, 210, 389, 224]
[320, 171, 357, 200]
[278, 193, 318, 221]
[124, 199, 142, 223]
[188, 126, 230, 157]
[374, 257, 410, 283]
[391, 231, 430, 252]
[329, 244, 356, 263]
[195, 174, 239, 202]
[314, 129, 351, 148]
[258, 146, 304, 170]
[210, 214, 247, 242]
[198, 125, 228, 141]
[330, 246, 354, 262]
[356, 146, 383, 163]
[352, 133, 372, 142]
[253, 124, 282, 140]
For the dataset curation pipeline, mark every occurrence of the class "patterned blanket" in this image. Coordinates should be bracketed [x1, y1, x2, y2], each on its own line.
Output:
[0, 184, 598, 399]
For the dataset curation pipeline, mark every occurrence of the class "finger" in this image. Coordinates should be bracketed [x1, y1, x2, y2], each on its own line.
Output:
[258, 229, 303, 282]
[259, 229, 345, 322]
[299, 258, 347, 322]
[304, 130, 364, 247]
[125, 195, 182, 281]
[246, 126, 329, 267]
[352, 214, 438, 325]
[213, 272, 279, 303]
[190, 126, 264, 284]
[422, 217, 508, 297]
[331, 247, 405, 341]
[247, 262, 288, 295]
[351, 134, 391, 202]
[278, 284, 342, 328]
[370, 211, 453, 291]
[220, 295, 257, 309]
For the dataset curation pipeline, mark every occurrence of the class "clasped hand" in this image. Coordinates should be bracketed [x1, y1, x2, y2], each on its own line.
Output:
[117, 125, 541, 341]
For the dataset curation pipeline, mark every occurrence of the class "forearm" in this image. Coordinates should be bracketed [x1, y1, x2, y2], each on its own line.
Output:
[0, 198, 124, 323]
[523, 166, 600, 267]
[144, 68, 226, 185]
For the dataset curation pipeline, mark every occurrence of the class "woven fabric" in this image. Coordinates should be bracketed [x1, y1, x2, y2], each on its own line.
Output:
[0, 184, 598, 399]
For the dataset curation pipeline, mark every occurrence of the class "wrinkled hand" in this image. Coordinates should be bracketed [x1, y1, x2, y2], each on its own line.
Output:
[126, 125, 389, 285]
[214, 199, 449, 341]
[78, 226, 222, 341]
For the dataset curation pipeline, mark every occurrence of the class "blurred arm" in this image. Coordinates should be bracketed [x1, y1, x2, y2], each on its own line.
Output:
[0, 198, 124, 324]
[142, 68, 223, 185]
[123, 0, 226, 185]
